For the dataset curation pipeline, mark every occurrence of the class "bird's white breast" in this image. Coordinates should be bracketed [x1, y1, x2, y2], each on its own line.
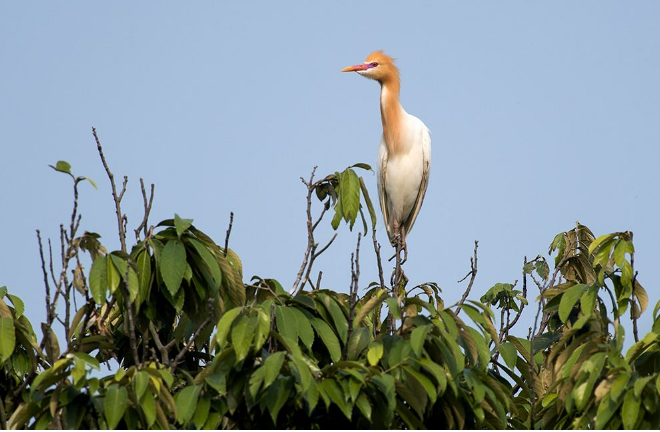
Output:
[379, 114, 431, 223]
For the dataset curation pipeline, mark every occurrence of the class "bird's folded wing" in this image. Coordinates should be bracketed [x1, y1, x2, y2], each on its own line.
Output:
[402, 126, 431, 238]
[377, 141, 395, 245]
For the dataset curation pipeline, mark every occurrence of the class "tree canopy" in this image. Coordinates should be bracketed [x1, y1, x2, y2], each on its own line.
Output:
[1, 130, 658, 429]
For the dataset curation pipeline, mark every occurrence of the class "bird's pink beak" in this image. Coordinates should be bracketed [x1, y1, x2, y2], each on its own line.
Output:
[342, 64, 371, 72]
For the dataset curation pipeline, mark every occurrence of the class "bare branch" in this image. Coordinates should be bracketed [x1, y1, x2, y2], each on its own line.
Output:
[313, 233, 338, 260]
[630, 233, 639, 342]
[122, 264, 140, 368]
[92, 127, 140, 367]
[316, 271, 323, 291]
[291, 167, 318, 294]
[135, 178, 155, 241]
[92, 127, 127, 253]
[345, 234, 361, 359]
[455, 241, 479, 314]
[372, 226, 386, 290]
[149, 322, 170, 365]
[171, 305, 214, 372]
[223, 211, 234, 257]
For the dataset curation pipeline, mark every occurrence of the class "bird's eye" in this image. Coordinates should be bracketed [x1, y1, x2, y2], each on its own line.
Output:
[370, 62, 379, 67]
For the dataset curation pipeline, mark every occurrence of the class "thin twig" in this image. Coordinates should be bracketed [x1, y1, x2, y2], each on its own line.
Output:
[456, 241, 479, 314]
[313, 233, 338, 259]
[93, 127, 127, 252]
[372, 226, 386, 290]
[291, 167, 318, 294]
[630, 232, 639, 342]
[92, 127, 140, 367]
[223, 211, 234, 257]
[346, 234, 361, 360]
[316, 271, 323, 291]
[171, 313, 213, 372]
[149, 322, 171, 365]
[135, 178, 154, 241]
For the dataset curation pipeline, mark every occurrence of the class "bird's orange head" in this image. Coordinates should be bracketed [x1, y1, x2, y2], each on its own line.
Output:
[342, 50, 399, 83]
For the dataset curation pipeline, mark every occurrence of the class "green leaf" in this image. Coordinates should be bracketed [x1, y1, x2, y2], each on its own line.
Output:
[633, 280, 648, 315]
[371, 374, 396, 411]
[385, 297, 401, 319]
[231, 314, 258, 362]
[137, 250, 152, 304]
[175, 385, 201, 425]
[160, 240, 187, 297]
[499, 341, 518, 370]
[192, 395, 211, 429]
[310, 317, 342, 362]
[322, 379, 352, 420]
[622, 389, 640, 429]
[89, 256, 108, 304]
[104, 385, 128, 429]
[410, 324, 431, 357]
[290, 307, 315, 350]
[351, 162, 373, 171]
[347, 327, 370, 360]
[189, 238, 222, 290]
[613, 239, 634, 268]
[634, 375, 653, 398]
[72, 352, 100, 370]
[138, 391, 156, 428]
[248, 307, 269, 352]
[0, 317, 16, 363]
[275, 306, 299, 343]
[416, 358, 447, 393]
[50, 160, 72, 175]
[319, 294, 348, 344]
[110, 255, 139, 302]
[611, 373, 630, 401]
[331, 202, 343, 230]
[404, 365, 437, 405]
[6, 294, 24, 319]
[81, 176, 98, 189]
[353, 289, 388, 326]
[133, 371, 149, 399]
[595, 393, 619, 429]
[174, 214, 193, 238]
[359, 177, 377, 229]
[290, 354, 313, 392]
[580, 285, 598, 317]
[588, 233, 616, 256]
[263, 351, 286, 388]
[355, 392, 372, 421]
[367, 341, 384, 366]
[216, 307, 242, 347]
[535, 260, 550, 280]
[593, 238, 616, 268]
[541, 393, 557, 408]
[338, 168, 361, 229]
[264, 377, 292, 423]
[559, 284, 588, 323]
[106, 255, 121, 295]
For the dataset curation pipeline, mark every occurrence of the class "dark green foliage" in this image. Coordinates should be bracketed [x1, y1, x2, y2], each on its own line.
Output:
[1, 161, 658, 430]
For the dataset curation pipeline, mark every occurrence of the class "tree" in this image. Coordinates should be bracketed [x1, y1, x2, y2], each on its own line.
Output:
[1, 128, 658, 429]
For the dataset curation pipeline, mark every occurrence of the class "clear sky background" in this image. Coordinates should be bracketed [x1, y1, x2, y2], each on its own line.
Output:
[2, 2, 659, 344]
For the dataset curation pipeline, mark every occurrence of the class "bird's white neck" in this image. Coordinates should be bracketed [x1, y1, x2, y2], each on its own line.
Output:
[379, 78, 406, 156]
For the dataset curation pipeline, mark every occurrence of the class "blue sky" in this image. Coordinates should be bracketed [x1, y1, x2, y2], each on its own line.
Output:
[1, 2, 659, 343]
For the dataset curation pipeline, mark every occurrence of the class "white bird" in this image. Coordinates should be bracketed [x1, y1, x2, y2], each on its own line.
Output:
[343, 50, 431, 260]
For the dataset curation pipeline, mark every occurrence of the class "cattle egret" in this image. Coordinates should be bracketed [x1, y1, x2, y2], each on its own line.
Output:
[342, 50, 431, 260]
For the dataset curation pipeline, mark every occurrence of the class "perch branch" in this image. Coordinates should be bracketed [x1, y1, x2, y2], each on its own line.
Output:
[455, 240, 479, 314]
